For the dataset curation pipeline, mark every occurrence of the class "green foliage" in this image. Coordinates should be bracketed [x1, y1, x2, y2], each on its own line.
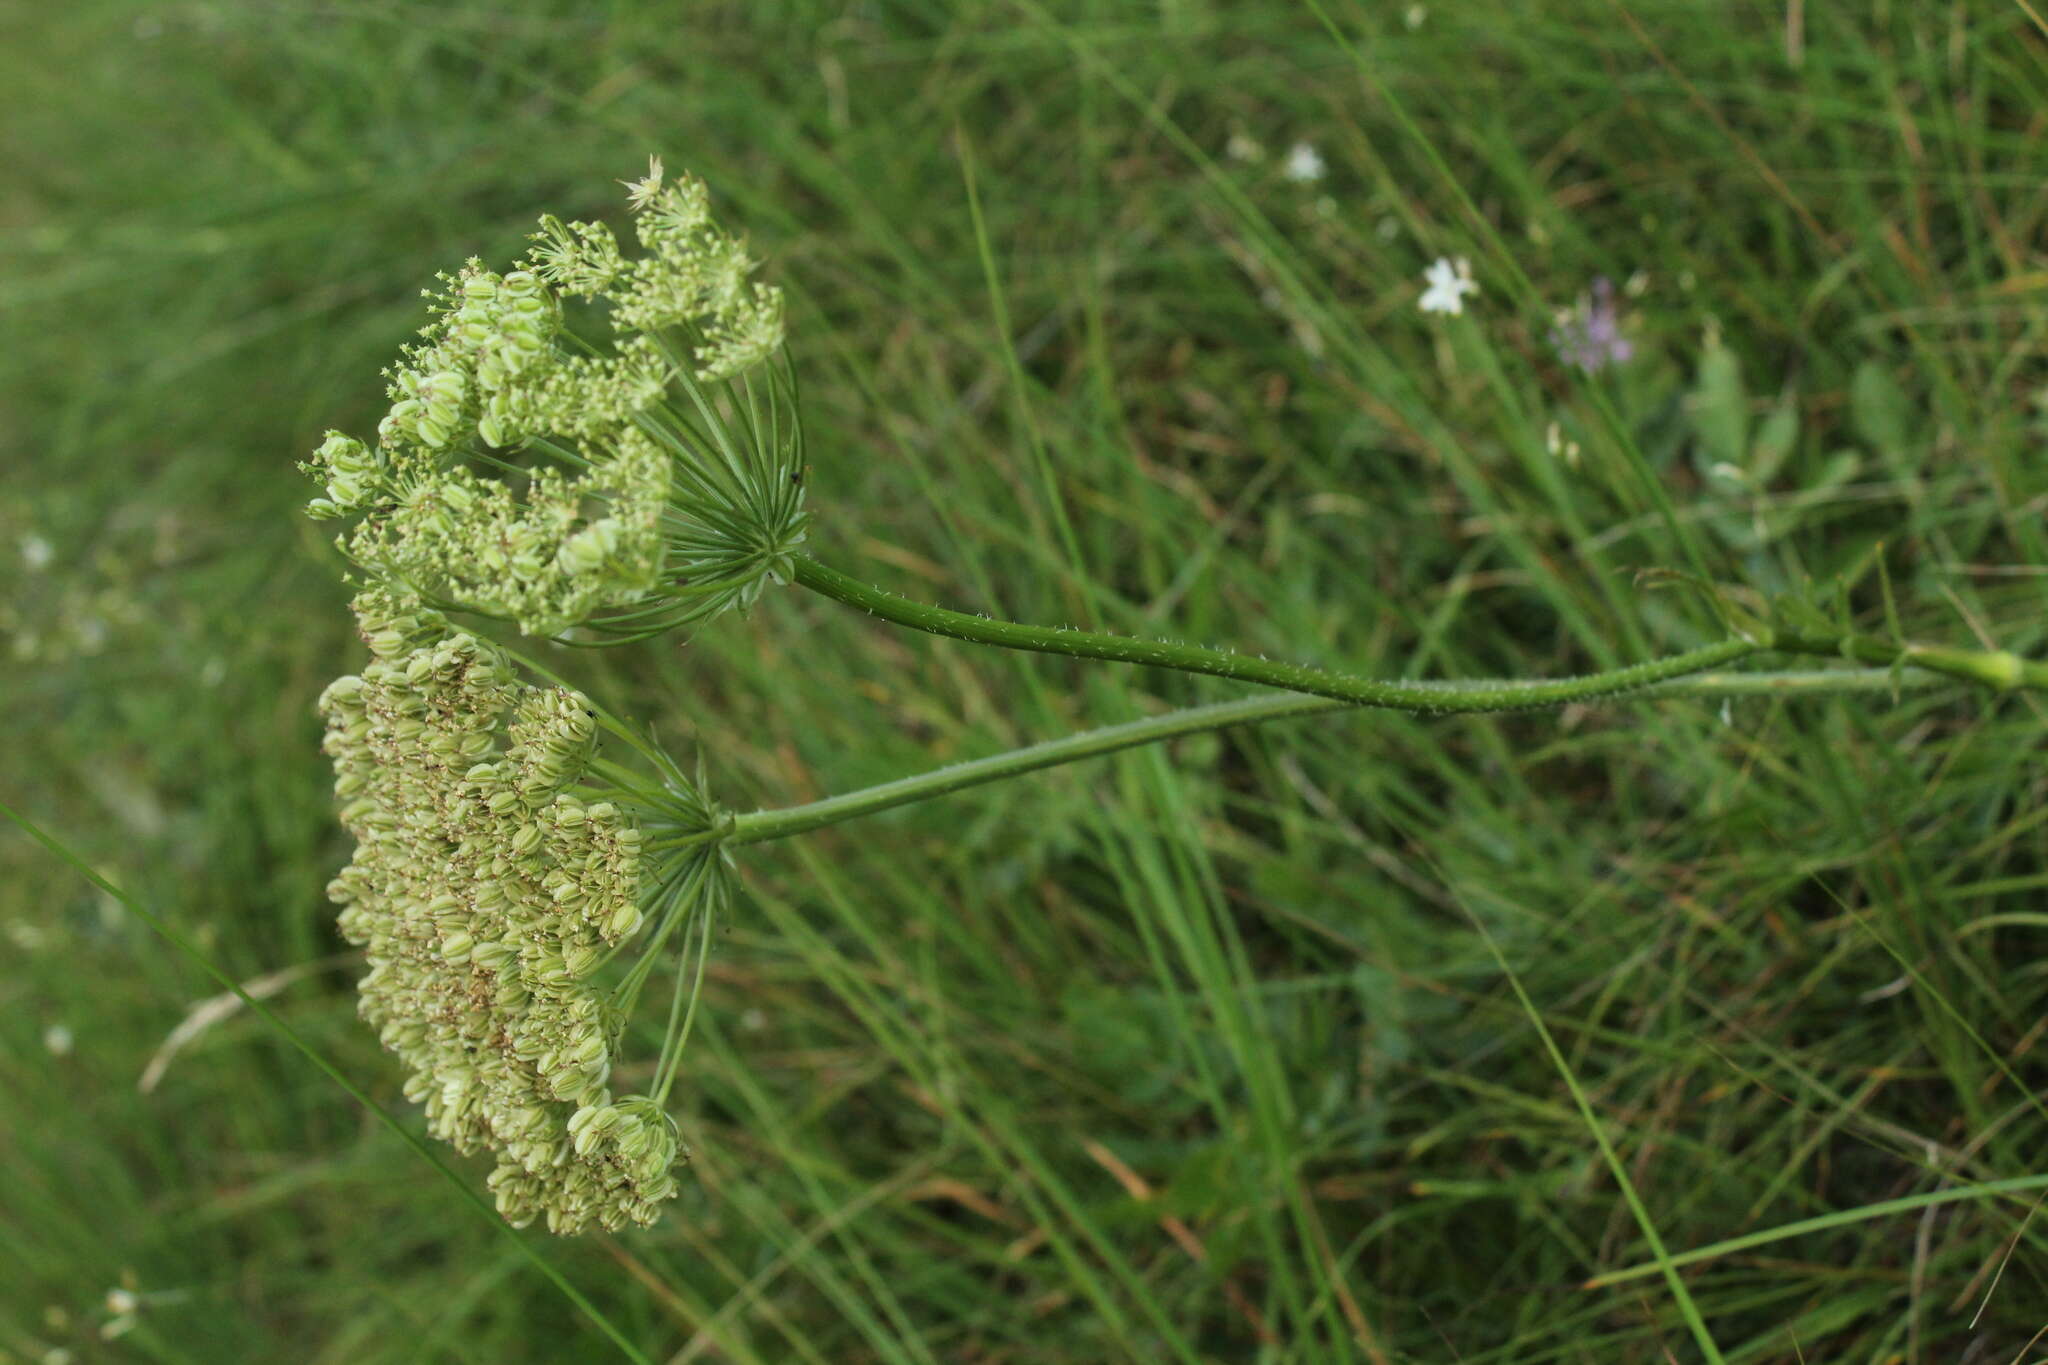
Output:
[6, 2, 2048, 1361]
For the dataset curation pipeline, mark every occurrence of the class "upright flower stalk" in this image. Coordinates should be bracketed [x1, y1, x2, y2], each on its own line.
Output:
[303, 161, 2048, 1235]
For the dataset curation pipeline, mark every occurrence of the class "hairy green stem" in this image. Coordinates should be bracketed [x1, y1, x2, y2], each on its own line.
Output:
[728, 666, 1945, 846]
[762, 557, 2046, 842]
[793, 555, 1759, 709]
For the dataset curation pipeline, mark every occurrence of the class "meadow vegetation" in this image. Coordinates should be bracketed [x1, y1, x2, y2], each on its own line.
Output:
[6, 2, 2048, 1360]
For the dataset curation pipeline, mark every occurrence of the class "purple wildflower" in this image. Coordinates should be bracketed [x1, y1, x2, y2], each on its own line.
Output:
[1551, 276, 1634, 375]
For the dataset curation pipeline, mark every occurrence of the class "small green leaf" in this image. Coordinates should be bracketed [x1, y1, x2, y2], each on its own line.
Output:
[1812, 449, 1863, 491]
[1769, 581, 1841, 637]
[1875, 546, 1904, 646]
[1850, 359, 1913, 455]
[1690, 342, 1749, 473]
[1750, 399, 1799, 485]
[1636, 568, 1770, 641]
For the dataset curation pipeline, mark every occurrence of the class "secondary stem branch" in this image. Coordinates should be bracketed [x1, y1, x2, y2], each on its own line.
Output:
[727, 667, 1936, 846]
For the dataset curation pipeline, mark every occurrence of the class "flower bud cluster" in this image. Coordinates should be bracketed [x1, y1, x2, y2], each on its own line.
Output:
[303, 431, 380, 521]
[318, 587, 681, 1233]
[382, 264, 563, 469]
[339, 427, 670, 637]
[549, 1095, 683, 1227]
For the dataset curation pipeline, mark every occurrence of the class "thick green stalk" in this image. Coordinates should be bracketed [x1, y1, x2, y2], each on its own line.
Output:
[793, 555, 1758, 710]
[728, 667, 1941, 846]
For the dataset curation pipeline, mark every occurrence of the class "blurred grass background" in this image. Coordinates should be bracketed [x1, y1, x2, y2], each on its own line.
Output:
[6, 1, 2048, 1360]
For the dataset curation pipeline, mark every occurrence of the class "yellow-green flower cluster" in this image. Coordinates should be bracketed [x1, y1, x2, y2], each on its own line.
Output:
[529, 157, 785, 382]
[300, 257, 678, 636]
[300, 159, 797, 640]
[319, 588, 681, 1233]
[602, 158, 785, 381]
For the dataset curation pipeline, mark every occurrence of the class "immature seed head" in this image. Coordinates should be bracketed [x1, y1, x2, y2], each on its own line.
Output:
[319, 586, 683, 1233]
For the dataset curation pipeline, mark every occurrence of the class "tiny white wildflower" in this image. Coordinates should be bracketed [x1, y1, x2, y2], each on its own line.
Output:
[97, 1284, 143, 1343]
[21, 534, 52, 571]
[1418, 257, 1478, 316]
[43, 1023, 74, 1056]
[1405, 4, 1427, 28]
[1544, 421, 1582, 469]
[1283, 142, 1325, 183]
[1226, 131, 1264, 163]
